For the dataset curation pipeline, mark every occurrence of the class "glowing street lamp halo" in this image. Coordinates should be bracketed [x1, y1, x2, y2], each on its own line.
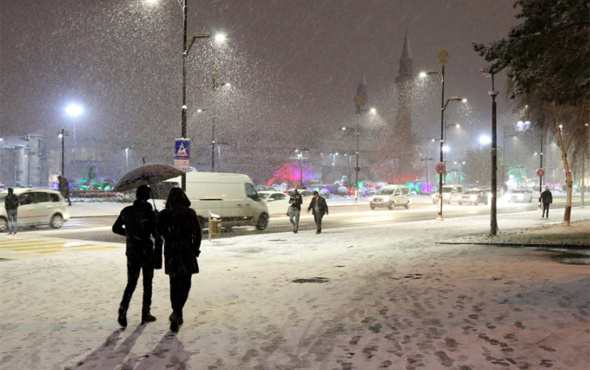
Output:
[65, 104, 83, 117]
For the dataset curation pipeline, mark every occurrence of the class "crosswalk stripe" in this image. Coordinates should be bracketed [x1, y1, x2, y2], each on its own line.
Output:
[0, 236, 123, 257]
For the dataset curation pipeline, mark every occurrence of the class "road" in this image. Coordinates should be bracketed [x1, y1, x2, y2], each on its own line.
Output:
[16, 196, 581, 243]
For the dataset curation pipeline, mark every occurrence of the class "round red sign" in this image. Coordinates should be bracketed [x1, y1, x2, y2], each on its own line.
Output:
[436, 162, 446, 175]
[537, 168, 545, 177]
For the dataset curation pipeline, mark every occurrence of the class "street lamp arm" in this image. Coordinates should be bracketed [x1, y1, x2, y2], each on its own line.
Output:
[187, 33, 211, 54]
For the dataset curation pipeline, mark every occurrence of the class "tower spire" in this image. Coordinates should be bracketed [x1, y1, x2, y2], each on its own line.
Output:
[401, 28, 411, 59]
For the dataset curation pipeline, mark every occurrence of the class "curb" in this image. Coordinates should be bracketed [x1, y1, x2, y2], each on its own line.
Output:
[437, 241, 590, 250]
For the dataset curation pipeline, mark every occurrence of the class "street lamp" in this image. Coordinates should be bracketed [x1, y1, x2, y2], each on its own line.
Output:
[294, 148, 309, 187]
[350, 101, 376, 203]
[57, 129, 69, 178]
[211, 69, 230, 172]
[179, 0, 226, 188]
[482, 67, 501, 235]
[421, 54, 465, 220]
[341, 126, 361, 198]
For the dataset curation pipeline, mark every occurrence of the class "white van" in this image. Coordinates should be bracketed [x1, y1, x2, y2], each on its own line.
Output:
[369, 184, 411, 210]
[153, 172, 269, 230]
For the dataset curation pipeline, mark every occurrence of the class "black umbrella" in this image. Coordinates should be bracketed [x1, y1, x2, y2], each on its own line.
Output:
[114, 164, 184, 192]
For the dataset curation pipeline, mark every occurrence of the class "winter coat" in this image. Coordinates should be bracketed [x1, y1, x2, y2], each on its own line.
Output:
[4, 193, 19, 211]
[289, 193, 303, 210]
[307, 196, 328, 216]
[157, 205, 201, 276]
[112, 200, 161, 261]
[539, 190, 553, 204]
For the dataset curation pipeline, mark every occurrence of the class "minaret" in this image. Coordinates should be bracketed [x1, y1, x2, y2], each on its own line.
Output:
[395, 30, 413, 138]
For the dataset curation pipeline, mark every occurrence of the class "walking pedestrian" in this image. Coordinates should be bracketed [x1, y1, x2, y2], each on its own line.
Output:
[288, 189, 303, 233]
[157, 188, 201, 333]
[4, 188, 19, 235]
[112, 185, 162, 327]
[539, 187, 553, 218]
[307, 190, 328, 234]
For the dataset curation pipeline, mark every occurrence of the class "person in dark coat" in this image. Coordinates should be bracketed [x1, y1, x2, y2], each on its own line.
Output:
[4, 187, 19, 235]
[288, 189, 303, 233]
[58, 176, 71, 206]
[539, 187, 553, 218]
[157, 187, 202, 332]
[112, 185, 162, 327]
[307, 190, 328, 234]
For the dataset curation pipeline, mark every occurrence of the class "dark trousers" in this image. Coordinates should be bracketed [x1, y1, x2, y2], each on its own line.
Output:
[542, 203, 550, 218]
[313, 212, 324, 232]
[120, 252, 154, 314]
[170, 274, 192, 317]
[289, 208, 300, 231]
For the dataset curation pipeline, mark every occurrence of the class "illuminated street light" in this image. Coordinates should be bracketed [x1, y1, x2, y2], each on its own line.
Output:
[479, 135, 492, 145]
[421, 51, 465, 220]
[179, 0, 226, 188]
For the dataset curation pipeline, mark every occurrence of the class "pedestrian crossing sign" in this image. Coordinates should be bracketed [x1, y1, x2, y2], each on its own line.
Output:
[175, 139, 190, 159]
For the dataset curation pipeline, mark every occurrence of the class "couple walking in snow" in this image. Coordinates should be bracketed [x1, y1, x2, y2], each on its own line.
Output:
[112, 185, 200, 333]
[288, 189, 329, 234]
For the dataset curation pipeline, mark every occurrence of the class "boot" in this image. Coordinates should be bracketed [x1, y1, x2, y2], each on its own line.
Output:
[118, 305, 128, 327]
[141, 312, 157, 324]
[169, 311, 182, 332]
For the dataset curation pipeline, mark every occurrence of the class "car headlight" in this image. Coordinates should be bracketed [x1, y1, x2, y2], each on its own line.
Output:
[383, 197, 390, 202]
[443, 194, 450, 198]
[470, 195, 477, 200]
[369, 196, 374, 201]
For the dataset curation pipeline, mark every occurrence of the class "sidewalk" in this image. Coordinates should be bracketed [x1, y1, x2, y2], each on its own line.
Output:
[1, 207, 588, 369]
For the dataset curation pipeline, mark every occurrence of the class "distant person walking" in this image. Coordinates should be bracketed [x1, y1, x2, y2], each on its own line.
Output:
[307, 190, 328, 234]
[539, 187, 553, 218]
[58, 176, 71, 206]
[288, 189, 303, 233]
[4, 188, 19, 235]
[157, 188, 202, 333]
[112, 185, 162, 327]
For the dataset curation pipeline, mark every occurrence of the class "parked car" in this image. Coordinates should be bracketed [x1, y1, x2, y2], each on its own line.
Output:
[459, 189, 488, 205]
[509, 189, 533, 203]
[258, 191, 291, 215]
[431, 185, 463, 205]
[369, 184, 411, 210]
[0, 188, 70, 231]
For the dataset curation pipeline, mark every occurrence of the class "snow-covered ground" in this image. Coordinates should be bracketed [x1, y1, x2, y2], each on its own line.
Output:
[0, 206, 589, 369]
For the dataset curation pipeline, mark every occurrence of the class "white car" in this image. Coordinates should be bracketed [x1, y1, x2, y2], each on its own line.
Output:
[258, 191, 292, 215]
[509, 189, 533, 203]
[0, 188, 70, 231]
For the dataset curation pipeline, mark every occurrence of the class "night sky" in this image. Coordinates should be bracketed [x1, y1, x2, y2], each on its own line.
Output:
[0, 0, 520, 174]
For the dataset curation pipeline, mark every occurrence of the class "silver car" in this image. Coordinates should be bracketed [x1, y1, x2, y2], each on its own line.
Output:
[0, 188, 70, 231]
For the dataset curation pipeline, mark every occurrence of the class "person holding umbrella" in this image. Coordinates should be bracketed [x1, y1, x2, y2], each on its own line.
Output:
[157, 187, 202, 332]
[112, 185, 162, 327]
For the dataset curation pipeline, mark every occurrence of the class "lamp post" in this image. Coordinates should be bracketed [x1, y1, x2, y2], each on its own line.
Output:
[57, 129, 69, 177]
[294, 148, 309, 187]
[420, 53, 464, 220]
[179, 0, 226, 187]
[482, 68, 500, 235]
[210, 69, 230, 172]
[341, 126, 360, 199]
[349, 102, 375, 203]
